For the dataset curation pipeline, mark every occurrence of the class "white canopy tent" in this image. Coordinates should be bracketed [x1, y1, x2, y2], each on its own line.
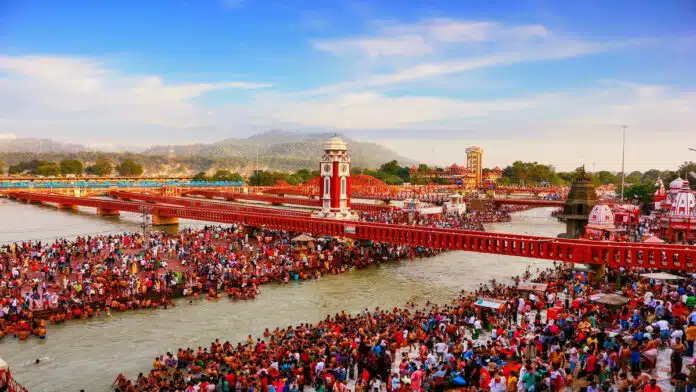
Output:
[640, 272, 686, 281]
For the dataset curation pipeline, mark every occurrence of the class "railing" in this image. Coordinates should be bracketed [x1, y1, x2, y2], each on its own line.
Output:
[8, 191, 696, 271]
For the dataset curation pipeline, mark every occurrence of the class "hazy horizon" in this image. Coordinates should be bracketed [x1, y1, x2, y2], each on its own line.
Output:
[1, 0, 694, 171]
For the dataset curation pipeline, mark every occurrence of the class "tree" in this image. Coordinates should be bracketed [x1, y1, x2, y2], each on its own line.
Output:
[294, 169, 315, 183]
[641, 169, 661, 185]
[596, 171, 617, 185]
[116, 159, 144, 176]
[351, 167, 363, 175]
[0, 160, 3, 175]
[87, 158, 113, 176]
[211, 170, 243, 182]
[417, 163, 430, 172]
[625, 171, 643, 185]
[382, 174, 404, 185]
[249, 171, 276, 186]
[380, 160, 401, 175]
[36, 162, 60, 176]
[624, 183, 656, 214]
[678, 161, 696, 190]
[60, 159, 83, 176]
[192, 172, 209, 181]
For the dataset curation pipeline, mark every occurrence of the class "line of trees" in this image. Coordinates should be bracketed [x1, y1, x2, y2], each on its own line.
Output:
[5, 158, 144, 177]
[499, 160, 696, 189]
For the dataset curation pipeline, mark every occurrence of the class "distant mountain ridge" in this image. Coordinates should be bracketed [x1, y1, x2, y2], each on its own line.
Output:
[0, 131, 415, 174]
[143, 130, 415, 170]
[0, 137, 142, 154]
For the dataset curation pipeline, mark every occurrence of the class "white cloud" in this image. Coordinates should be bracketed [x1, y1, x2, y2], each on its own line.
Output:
[307, 39, 606, 95]
[313, 18, 552, 58]
[231, 91, 541, 129]
[313, 35, 432, 57]
[0, 55, 271, 129]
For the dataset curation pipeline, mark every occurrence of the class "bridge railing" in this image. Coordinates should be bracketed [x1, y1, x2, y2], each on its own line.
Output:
[8, 191, 696, 271]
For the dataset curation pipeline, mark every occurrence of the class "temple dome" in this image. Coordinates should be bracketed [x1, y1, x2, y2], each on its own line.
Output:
[670, 178, 685, 190]
[669, 190, 696, 219]
[588, 204, 615, 228]
[323, 136, 347, 152]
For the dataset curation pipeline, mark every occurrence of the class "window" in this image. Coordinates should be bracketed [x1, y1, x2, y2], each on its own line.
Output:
[341, 177, 346, 196]
[324, 177, 330, 195]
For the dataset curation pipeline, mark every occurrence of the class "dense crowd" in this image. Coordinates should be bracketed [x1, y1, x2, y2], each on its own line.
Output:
[359, 209, 513, 231]
[0, 223, 446, 340]
[112, 264, 696, 392]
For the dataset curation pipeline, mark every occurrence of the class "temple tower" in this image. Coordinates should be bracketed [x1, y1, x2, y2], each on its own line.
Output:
[558, 167, 597, 239]
[313, 136, 358, 220]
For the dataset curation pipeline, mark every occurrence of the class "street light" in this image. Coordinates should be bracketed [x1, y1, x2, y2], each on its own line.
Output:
[620, 125, 627, 201]
[690, 148, 696, 152]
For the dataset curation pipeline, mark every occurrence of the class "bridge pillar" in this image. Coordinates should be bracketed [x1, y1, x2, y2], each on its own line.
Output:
[97, 208, 120, 216]
[58, 204, 78, 211]
[152, 215, 179, 225]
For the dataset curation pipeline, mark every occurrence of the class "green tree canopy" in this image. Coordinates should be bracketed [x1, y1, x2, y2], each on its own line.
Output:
[624, 183, 656, 213]
[380, 160, 400, 174]
[596, 171, 617, 185]
[192, 172, 209, 181]
[116, 159, 144, 176]
[86, 158, 113, 176]
[678, 161, 696, 189]
[211, 170, 243, 182]
[502, 161, 557, 185]
[36, 162, 60, 176]
[60, 159, 83, 175]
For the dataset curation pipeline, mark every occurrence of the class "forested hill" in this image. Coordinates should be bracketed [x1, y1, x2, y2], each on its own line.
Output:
[143, 130, 414, 171]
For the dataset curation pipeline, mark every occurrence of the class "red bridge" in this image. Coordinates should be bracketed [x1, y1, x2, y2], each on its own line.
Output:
[182, 189, 395, 213]
[8, 191, 696, 272]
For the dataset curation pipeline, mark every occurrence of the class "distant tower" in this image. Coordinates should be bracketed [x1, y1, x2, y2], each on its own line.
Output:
[312, 136, 358, 220]
[168, 146, 176, 167]
[558, 167, 597, 239]
[466, 147, 483, 187]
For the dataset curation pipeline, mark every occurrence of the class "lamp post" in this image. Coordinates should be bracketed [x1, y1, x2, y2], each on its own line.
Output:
[620, 125, 627, 201]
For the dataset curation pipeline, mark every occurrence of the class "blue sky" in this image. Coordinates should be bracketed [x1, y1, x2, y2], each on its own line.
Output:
[1, 0, 695, 170]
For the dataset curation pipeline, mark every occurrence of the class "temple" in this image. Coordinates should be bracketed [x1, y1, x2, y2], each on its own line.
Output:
[658, 177, 696, 243]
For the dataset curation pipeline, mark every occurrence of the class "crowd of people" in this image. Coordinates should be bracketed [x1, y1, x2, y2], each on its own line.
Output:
[358, 209, 513, 231]
[0, 221, 449, 340]
[111, 263, 696, 392]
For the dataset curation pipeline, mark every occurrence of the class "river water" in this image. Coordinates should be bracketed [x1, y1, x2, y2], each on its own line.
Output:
[0, 201, 563, 391]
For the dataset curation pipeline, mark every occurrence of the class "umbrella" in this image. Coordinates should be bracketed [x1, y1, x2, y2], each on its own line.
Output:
[589, 293, 629, 306]
[640, 272, 685, 281]
[291, 234, 315, 242]
[643, 236, 665, 244]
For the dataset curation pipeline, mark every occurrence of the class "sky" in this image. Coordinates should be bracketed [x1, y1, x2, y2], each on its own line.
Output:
[0, 0, 695, 171]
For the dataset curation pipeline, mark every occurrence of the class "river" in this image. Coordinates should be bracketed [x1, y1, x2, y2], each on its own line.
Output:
[0, 201, 563, 391]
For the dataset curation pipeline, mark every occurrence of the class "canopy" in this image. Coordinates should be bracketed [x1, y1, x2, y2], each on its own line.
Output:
[589, 293, 629, 306]
[640, 272, 685, 281]
[0, 356, 7, 370]
[474, 298, 506, 310]
[643, 236, 665, 244]
[291, 234, 315, 242]
[518, 282, 548, 294]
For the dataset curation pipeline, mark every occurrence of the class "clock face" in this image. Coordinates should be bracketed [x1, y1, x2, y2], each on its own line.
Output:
[323, 164, 331, 173]
[340, 164, 348, 173]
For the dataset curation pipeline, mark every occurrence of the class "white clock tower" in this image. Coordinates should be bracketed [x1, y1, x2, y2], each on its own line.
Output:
[313, 136, 358, 220]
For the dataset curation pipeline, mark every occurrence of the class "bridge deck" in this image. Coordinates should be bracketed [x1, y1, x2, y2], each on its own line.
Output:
[7, 191, 696, 271]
